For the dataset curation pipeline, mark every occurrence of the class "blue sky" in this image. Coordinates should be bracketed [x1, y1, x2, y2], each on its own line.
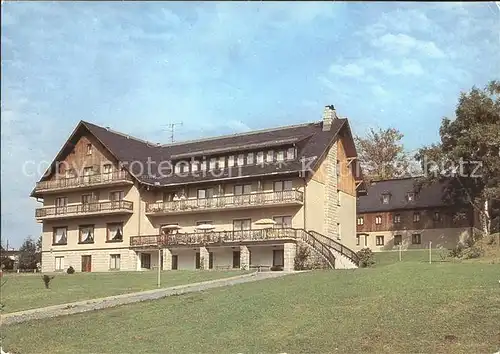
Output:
[1, 2, 499, 247]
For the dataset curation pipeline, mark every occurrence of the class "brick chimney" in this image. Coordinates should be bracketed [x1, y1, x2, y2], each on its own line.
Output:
[322, 105, 337, 131]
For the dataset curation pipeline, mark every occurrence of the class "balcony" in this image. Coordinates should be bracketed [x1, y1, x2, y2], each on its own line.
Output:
[34, 171, 133, 194]
[146, 190, 304, 216]
[130, 228, 298, 248]
[35, 200, 134, 221]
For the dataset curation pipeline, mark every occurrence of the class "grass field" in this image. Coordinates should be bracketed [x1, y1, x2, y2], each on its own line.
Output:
[0, 270, 248, 313]
[2, 254, 499, 354]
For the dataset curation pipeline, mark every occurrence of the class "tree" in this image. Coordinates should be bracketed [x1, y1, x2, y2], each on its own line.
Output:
[18, 237, 38, 270]
[355, 127, 411, 182]
[416, 80, 500, 235]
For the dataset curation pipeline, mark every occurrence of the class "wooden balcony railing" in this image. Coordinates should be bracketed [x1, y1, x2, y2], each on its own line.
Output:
[146, 190, 304, 214]
[35, 171, 133, 191]
[35, 200, 134, 219]
[130, 228, 299, 247]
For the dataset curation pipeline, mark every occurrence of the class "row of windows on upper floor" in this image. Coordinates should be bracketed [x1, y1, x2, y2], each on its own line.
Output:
[357, 210, 461, 226]
[172, 148, 297, 174]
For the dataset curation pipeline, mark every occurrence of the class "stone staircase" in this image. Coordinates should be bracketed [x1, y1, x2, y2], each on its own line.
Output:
[307, 230, 359, 269]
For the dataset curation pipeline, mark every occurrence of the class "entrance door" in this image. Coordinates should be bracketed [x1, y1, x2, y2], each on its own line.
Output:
[209, 252, 214, 269]
[232, 251, 240, 268]
[81, 255, 92, 272]
[172, 255, 178, 270]
[272, 250, 284, 267]
[140, 253, 151, 269]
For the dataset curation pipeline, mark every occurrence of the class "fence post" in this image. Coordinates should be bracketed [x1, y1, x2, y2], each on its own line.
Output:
[429, 241, 432, 264]
[399, 244, 402, 262]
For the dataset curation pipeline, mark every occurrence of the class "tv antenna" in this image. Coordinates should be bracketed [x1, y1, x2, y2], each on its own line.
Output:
[164, 122, 183, 143]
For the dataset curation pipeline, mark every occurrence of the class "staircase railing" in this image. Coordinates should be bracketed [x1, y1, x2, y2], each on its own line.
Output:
[296, 229, 336, 269]
[308, 230, 359, 266]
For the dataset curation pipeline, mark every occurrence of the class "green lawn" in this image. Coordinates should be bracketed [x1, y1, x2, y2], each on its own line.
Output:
[2, 260, 499, 354]
[0, 270, 248, 313]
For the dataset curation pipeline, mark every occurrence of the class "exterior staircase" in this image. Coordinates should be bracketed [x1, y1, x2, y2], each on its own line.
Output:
[308, 230, 359, 269]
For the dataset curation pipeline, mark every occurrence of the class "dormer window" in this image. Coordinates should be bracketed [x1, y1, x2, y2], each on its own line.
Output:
[218, 157, 225, 169]
[192, 161, 199, 172]
[257, 152, 264, 164]
[247, 153, 254, 164]
[277, 151, 284, 162]
[228, 156, 235, 167]
[237, 154, 244, 166]
[407, 192, 415, 202]
[375, 216, 382, 225]
[174, 164, 181, 174]
[200, 160, 207, 171]
[286, 147, 295, 160]
[86, 143, 93, 155]
[209, 158, 216, 170]
[266, 151, 274, 163]
[382, 193, 391, 204]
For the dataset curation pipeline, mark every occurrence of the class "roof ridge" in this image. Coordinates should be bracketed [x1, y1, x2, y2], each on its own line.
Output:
[82, 121, 159, 147]
[159, 121, 323, 148]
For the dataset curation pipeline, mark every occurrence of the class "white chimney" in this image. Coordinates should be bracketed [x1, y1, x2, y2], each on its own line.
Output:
[322, 105, 337, 131]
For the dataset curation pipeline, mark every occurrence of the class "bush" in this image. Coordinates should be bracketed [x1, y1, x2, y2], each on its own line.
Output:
[270, 265, 283, 271]
[294, 245, 311, 270]
[449, 243, 464, 258]
[66, 266, 75, 274]
[356, 248, 375, 268]
[42, 275, 55, 289]
[462, 246, 483, 259]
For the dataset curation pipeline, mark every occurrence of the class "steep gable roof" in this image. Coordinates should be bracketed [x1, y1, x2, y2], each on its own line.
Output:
[34, 117, 357, 191]
[357, 177, 451, 213]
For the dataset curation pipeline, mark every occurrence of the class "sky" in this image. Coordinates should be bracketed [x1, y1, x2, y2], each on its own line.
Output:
[1, 2, 499, 247]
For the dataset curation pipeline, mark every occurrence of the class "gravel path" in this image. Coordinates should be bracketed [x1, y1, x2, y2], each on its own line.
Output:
[0, 271, 294, 326]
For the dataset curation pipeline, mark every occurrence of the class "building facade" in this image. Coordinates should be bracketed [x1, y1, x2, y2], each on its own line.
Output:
[33, 106, 364, 273]
[355, 178, 476, 251]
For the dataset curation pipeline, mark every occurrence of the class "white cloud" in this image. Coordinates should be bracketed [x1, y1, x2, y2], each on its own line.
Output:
[371, 33, 445, 58]
[328, 63, 365, 77]
[371, 85, 389, 97]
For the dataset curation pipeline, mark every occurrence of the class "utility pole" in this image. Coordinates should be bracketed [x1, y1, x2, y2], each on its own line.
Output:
[164, 122, 183, 143]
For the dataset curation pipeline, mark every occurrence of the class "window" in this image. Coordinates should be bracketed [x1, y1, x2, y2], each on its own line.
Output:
[266, 150, 274, 163]
[375, 216, 382, 225]
[64, 169, 73, 179]
[103, 164, 112, 180]
[286, 147, 295, 160]
[197, 188, 214, 199]
[336, 160, 340, 177]
[200, 160, 207, 171]
[382, 193, 390, 204]
[55, 197, 67, 208]
[337, 223, 341, 240]
[237, 154, 245, 166]
[356, 235, 360, 246]
[228, 156, 235, 167]
[196, 220, 213, 226]
[81, 194, 92, 205]
[394, 214, 401, 224]
[256, 151, 264, 164]
[407, 192, 415, 202]
[55, 256, 64, 271]
[357, 216, 364, 226]
[433, 211, 440, 221]
[412, 234, 421, 244]
[273, 216, 292, 228]
[110, 254, 121, 270]
[174, 164, 181, 174]
[110, 191, 124, 202]
[192, 160, 199, 172]
[376, 236, 384, 246]
[233, 219, 251, 231]
[277, 151, 284, 161]
[86, 143, 92, 155]
[79, 225, 94, 243]
[413, 212, 421, 222]
[53, 227, 67, 245]
[83, 166, 93, 178]
[274, 180, 293, 192]
[234, 184, 252, 195]
[394, 235, 402, 246]
[107, 223, 123, 242]
[247, 153, 254, 164]
[163, 192, 174, 202]
[218, 157, 225, 169]
[209, 158, 216, 170]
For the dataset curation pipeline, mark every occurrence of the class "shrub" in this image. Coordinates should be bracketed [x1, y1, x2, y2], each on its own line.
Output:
[270, 265, 283, 271]
[356, 248, 375, 268]
[66, 266, 75, 274]
[294, 245, 311, 270]
[42, 275, 55, 289]
[462, 246, 483, 259]
[486, 235, 496, 245]
[449, 243, 464, 258]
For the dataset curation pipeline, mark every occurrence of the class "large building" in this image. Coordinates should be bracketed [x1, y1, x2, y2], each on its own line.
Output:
[355, 178, 476, 251]
[32, 106, 364, 273]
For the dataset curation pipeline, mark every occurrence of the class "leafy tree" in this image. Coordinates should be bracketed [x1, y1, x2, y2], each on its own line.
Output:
[416, 80, 500, 235]
[18, 237, 38, 270]
[355, 127, 411, 182]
